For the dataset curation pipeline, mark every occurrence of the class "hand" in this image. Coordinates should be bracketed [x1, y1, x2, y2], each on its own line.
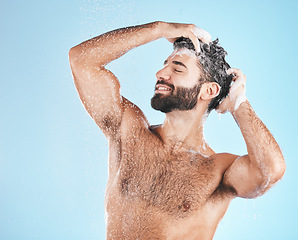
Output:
[216, 68, 247, 114]
[159, 22, 212, 52]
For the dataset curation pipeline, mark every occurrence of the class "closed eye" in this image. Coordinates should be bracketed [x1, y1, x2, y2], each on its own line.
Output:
[174, 69, 183, 73]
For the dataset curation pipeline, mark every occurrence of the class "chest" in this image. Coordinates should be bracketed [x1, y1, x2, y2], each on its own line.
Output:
[117, 134, 221, 217]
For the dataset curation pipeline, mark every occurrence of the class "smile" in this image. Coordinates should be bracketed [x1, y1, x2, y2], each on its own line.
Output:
[155, 84, 172, 92]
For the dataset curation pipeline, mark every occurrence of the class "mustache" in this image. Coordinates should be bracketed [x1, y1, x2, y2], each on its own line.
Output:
[155, 80, 175, 90]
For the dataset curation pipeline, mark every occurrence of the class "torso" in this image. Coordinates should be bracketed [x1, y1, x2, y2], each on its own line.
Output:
[105, 123, 235, 240]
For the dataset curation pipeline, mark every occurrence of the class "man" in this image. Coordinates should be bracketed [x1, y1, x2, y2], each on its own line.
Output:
[69, 21, 285, 239]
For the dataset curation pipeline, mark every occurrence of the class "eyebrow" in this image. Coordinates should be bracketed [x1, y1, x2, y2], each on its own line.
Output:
[164, 60, 188, 69]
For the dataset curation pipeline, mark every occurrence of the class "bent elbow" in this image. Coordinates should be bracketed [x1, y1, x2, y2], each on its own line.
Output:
[275, 161, 286, 181]
[69, 46, 91, 80]
[69, 46, 82, 67]
[69, 46, 105, 71]
[270, 156, 286, 183]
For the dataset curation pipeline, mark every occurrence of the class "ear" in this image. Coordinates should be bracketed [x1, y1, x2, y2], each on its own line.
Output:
[200, 82, 221, 100]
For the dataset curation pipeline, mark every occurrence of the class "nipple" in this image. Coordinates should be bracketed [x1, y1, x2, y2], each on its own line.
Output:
[182, 201, 191, 212]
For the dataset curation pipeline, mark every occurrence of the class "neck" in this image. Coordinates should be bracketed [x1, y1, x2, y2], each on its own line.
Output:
[157, 107, 211, 154]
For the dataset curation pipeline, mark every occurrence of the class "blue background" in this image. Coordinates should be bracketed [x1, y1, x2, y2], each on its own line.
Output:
[1, 0, 297, 239]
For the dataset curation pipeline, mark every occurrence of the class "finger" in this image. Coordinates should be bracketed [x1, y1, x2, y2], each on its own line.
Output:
[191, 26, 212, 43]
[227, 69, 247, 89]
[227, 68, 244, 81]
[166, 37, 176, 43]
[226, 68, 233, 75]
[226, 68, 236, 82]
[227, 68, 239, 75]
[232, 69, 246, 82]
[227, 68, 245, 77]
[187, 34, 200, 53]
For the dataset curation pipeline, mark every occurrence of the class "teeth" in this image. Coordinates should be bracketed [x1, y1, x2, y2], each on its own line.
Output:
[157, 86, 171, 91]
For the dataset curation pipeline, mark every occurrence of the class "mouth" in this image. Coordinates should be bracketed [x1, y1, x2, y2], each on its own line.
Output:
[155, 84, 173, 93]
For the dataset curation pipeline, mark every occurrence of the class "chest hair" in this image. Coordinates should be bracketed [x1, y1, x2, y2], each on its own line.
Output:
[118, 128, 219, 218]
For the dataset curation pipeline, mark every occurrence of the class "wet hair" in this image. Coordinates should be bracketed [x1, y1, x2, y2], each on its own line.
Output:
[173, 37, 233, 113]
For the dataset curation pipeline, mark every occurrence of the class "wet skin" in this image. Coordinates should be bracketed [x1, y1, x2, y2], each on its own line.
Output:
[102, 53, 237, 239]
[104, 102, 236, 239]
[69, 21, 285, 240]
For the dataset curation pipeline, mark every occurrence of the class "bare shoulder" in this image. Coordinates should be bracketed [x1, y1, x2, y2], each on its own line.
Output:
[106, 97, 154, 179]
[120, 97, 151, 136]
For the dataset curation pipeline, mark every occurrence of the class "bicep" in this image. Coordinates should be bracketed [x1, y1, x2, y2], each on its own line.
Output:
[222, 155, 266, 199]
[71, 62, 123, 136]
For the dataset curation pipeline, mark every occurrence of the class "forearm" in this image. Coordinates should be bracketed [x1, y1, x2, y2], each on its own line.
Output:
[233, 100, 285, 182]
[69, 21, 163, 67]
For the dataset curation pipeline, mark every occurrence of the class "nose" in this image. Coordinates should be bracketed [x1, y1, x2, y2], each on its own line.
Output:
[156, 67, 170, 81]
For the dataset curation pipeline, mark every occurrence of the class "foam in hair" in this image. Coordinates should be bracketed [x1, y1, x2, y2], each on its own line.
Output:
[171, 48, 197, 59]
[191, 26, 212, 44]
[173, 37, 233, 112]
[226, 69, 247, 112]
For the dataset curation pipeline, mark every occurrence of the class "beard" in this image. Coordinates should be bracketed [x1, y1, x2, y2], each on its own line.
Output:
[151, 80, 202, 113]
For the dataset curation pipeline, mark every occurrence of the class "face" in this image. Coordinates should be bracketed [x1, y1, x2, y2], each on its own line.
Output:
[151, 50, 204, 113]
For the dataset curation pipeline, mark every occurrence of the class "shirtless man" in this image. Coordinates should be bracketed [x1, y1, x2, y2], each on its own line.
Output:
[69, 21, 286, 239]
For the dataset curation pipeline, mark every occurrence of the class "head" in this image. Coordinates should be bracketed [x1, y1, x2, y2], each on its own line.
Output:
[151, 37, 232, 114]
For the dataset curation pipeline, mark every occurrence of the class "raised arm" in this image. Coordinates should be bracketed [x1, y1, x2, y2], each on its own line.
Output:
[69, 21, 210, 138]
[217, 68, 286, 198]
[69, 22, 162, 138]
